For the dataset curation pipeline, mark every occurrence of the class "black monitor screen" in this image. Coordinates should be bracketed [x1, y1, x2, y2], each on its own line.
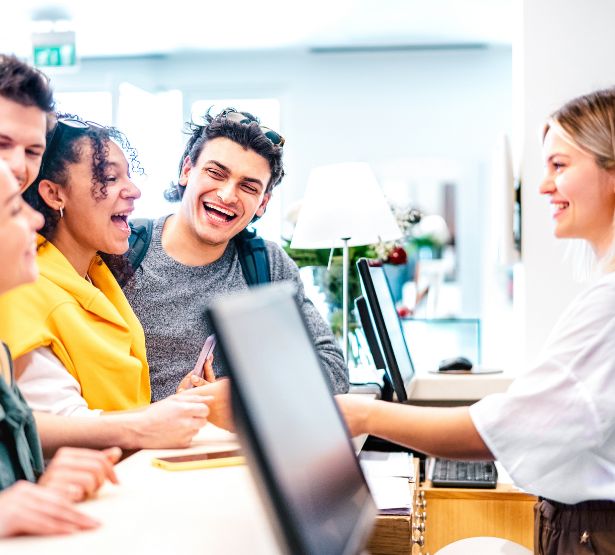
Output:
[208, 282, 376, 555]
[357, 259, 415, 402]
[355, 296, 386, 371]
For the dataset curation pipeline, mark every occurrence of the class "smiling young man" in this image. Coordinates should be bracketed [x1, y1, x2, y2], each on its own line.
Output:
[124, 109, 349, 401]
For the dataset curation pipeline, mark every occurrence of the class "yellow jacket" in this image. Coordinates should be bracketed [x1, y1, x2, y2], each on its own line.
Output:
[0, 237, 151, 411]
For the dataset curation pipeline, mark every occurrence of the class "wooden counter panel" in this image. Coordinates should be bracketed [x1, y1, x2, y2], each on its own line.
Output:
[421, 482, 536, 553]
[368, 515, 413, 555]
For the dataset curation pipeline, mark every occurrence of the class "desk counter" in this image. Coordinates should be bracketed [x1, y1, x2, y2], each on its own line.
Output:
[0, 426, 281, 554]
[0, 426, 416, 554]
[408, 369, 514, 402]
[351, 365, 514, 403]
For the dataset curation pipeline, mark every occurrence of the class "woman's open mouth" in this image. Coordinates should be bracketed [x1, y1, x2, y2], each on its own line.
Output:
[111, 212, 131, 233]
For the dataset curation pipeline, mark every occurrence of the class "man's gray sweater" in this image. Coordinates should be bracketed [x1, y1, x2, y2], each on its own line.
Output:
[124, 217, 349, 401]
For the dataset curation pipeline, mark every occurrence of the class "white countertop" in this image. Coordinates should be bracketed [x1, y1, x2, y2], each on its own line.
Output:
[0, 426, 281, 555]
[350, 365, 514, 402]
[408, 368, 513, 401]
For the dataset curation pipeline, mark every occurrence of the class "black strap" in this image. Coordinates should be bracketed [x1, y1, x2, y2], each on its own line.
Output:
[127, 218, 154, 275]
[234, 227, 271, 286]
[125, 219, 270, 287]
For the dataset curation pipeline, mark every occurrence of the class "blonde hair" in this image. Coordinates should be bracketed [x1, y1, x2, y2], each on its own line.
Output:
[544, 88, 615, 278]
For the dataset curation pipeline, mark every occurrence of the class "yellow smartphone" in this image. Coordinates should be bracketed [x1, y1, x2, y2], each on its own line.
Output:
[151, 449, 245, 471]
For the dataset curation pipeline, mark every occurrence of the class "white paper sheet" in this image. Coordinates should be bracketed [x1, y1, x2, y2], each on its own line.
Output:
[360, 451, 415, 479]
[359, 451, 414, 513]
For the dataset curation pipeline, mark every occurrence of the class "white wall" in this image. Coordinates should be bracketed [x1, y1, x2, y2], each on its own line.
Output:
[49, 46, 512, 317]
[516, 0, 615, 365]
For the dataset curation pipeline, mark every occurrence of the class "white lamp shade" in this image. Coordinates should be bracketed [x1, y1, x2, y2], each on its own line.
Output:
[290, 162, 402, 249]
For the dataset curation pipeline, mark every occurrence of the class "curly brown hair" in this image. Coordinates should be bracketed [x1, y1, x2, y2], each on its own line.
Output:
[23, 114, 142, 281]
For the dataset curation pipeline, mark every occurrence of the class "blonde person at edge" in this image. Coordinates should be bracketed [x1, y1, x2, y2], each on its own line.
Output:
[338, 87, 615, 554]
[0, 114, 220, 450]
[0, 159, 124, 537]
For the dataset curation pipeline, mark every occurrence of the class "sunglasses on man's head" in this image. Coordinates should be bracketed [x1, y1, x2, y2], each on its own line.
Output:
[219, 109, 285, 147]
[39, 117, 106, 177]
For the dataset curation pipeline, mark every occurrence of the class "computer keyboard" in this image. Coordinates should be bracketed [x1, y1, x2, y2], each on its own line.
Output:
[431, 458, 498, 489]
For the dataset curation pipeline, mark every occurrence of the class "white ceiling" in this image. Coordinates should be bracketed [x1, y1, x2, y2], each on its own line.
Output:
[2, 0, 515, 59]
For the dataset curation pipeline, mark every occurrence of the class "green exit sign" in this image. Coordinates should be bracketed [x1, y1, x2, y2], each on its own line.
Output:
[33, 43, 76, 67]
[32, 30, 77, 68]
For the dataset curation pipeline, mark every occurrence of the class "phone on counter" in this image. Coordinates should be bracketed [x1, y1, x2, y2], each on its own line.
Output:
[151, 449, 244, 471]
[186, 334, 217, 388]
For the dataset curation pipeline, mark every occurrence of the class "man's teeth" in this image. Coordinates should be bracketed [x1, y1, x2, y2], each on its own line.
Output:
[204, 203, 237, 223]
[204, 203, 236, 217]
[553, 202, 569, 212]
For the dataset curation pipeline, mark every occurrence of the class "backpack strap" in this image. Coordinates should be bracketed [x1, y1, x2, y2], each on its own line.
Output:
[124, 219, 270, 287]
[234, 228, 271, 286]
[126, 218, 154, 278]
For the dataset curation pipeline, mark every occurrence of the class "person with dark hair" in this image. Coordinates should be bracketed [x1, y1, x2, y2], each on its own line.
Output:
[123, 108, 348, 402]
[338, 88, 615, 553]
[0, 114, 213, 447]
[0, 54, 53, 191]
[0, 159, 121, 537]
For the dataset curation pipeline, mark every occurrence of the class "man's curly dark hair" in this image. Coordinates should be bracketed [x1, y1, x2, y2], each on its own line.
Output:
[164, 107, 285, 206]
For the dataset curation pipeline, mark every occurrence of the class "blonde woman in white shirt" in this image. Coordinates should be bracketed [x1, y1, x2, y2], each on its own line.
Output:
[337, 87, 615, 555]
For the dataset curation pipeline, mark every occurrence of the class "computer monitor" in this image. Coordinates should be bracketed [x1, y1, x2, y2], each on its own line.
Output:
[355, 296, 386, 371]
[356, 258, 416, 402]
[208, 282, 377, 555]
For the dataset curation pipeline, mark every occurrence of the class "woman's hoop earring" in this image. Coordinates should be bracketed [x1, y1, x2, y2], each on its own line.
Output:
[59, 206, 64, 219]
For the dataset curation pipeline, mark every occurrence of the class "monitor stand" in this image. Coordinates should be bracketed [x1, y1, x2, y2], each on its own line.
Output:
[380, 374, 394, 402]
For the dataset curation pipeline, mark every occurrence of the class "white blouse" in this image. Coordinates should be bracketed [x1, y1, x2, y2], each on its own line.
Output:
[15, 347, 102, 417]
[470, 272, 615, 504]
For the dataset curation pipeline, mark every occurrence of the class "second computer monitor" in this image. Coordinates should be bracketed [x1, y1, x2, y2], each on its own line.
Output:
[357, 258, 415, 402]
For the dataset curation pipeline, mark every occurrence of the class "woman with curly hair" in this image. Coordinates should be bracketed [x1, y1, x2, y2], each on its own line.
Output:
[0, 115, 212, 449]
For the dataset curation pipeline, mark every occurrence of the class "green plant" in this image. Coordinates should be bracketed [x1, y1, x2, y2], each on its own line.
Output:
[283, 243, 377, 335]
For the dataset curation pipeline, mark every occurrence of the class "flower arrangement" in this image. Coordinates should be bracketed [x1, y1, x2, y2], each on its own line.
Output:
[372, 204, 422, 265]
[373, 241, 408, 265]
